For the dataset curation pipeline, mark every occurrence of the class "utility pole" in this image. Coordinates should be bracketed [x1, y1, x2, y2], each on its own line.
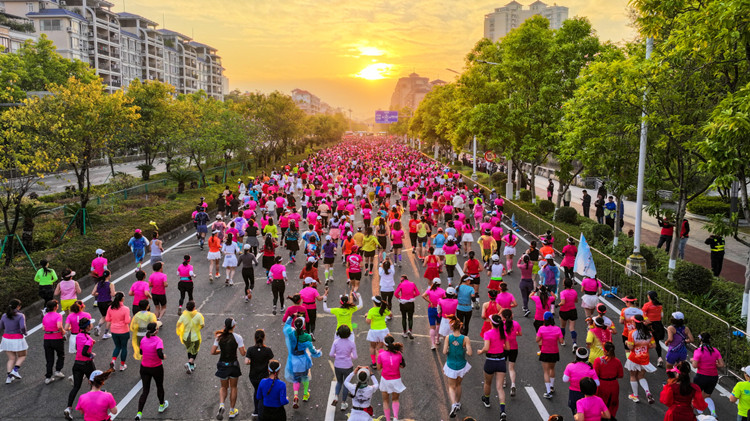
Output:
[471, 135, 477, 180]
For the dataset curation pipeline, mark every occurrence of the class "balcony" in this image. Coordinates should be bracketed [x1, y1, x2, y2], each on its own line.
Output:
[110, 79, 122, 87]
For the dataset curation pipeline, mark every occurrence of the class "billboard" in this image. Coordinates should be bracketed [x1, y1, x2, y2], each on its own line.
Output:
[375, 110, 399, 124]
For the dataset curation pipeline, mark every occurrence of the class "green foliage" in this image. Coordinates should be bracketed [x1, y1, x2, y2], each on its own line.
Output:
[587, 223, 614, 246]
[673, 260, 714, 296]
[519, 189, 532, 202]
[166, 168, 199, 194]
[538, 200, 555, 215]
[554, 206, 578, 225]
[686, 195, 731, 217]
[490, 171, 507, 187]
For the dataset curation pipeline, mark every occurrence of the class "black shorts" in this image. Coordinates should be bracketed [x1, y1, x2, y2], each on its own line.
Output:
[505, 349, 519, 363]
[363, 250, 376, 258]
[559, 309, 578, 321]
[215, 361, 242, 380]
[693, 373, 718, 395]
[417, 236, 427, 245]
[539, 352, 560, 363]
[483, 358, 507, 374]
[377, 237, 387, 249]
[349, 271, 362, 280]
[393, 244, 403, 250]
[152, 294, 167, 306]
[323, 257, 335, 265]
[469, 275, 481, 285]
[409, 232, 418, 246]
[651, 320, 665, 342]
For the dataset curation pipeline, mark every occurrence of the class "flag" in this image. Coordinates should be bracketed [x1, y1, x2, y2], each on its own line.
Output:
[574, 233, 597, 278]
[511, 213, 517, 229]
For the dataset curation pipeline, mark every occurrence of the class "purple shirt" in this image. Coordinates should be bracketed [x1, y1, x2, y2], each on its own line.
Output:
[329, 337, 358, 369]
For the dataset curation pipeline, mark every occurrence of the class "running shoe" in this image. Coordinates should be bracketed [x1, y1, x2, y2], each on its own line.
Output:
[293, 396, 299, 409]
[216, 404, 225, 420]
[45, 377, 54, 385]
[481, 395, 491, 408]
[67, 375, 74, 384]
[229, 280, 234, 286]
[431, 343, 436, 351]
[102, 333, 112, 339]
[330, 399, 338, 407]
[561, 340, 566, 346]
[543, 392, 553, 399]
[225, 279, 229, 286]
[449, 403, 459, 418]
[228, 408, 238, 418]
[550, 387, 555, 394]
[510, 386, 516, 397]
[340, 402, 348, 411]
[244, 296, 249, 303]
[272, 306, 277, 316]
[303, 391, 310, 401]
[500, 412, 507, 421]
[64, 408, 73, 420]
[185, 362, 192, 374]
[402, 331, 408, 338]
[120, 364, 127, 372]
[628, 394, 640, 403]
[657, 357, 664, 367]
[54, 371, 66, 379]
[94, 325, 101, 336]
[408, 330, 414, 339]
[177, 306, 183, 315]
[523, 308, 530, 317]
[10, 369, 21, 379]
[159, 400, 169, 413]
[572, 343, 577, 352]
[646, 392, 654, 404]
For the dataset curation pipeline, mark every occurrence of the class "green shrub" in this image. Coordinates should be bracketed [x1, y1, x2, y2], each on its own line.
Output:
[639, 246, 658, 270]
[519, 189, 532, 202]
[491, 172, 507, 187]
[687, 196, 730, 217]
[673, 260, 714, 296]
[555, 206, 578, 225]
[538, 200, 555, 215]
[588, 223, 614, 246]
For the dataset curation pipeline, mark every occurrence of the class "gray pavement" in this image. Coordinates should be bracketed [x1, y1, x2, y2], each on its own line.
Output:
[0, 199, 740, 421]
[30, 160, 168, 196]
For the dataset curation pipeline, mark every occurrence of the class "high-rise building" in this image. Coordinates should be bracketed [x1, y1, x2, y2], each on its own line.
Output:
[2, 0, 227, 98]
[0, 10, 38, 53]
[291, 89, 320, 115]
[390, 72, 444, 111]
[484, 1, 569, 42]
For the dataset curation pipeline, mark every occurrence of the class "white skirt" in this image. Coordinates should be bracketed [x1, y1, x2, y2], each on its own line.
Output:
[223, 254, 238, 267]
[438, 318, 452, 338]
[366, 328, 390, 343]
[503, 246, 516, 256]
[379, 377, 406, 394]
[624, 359, 657, 373]
[433, 248, 445, 256]
[443, 362, 471, 379]
[207, 251, 222, 260]
[581, 294, 599, 309]
[0, 337, 28, 352]
[461, 233, 474, 243]
[68, 333, 77, 354]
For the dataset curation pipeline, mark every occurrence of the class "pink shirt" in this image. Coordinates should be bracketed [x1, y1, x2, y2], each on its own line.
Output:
[67, 311, 92, 334]
[581, 277, 600, 293]
[693, 347, 722, 376]
[59, 280, 78, 300]
[438, 297, 458, 316]
[149, 272, 167, 295]
[139, 335, 164, 368]
[75, 332, 95, 361]
[531, 295, 555, 321]
[506, 321, 521, 350]
[559, 288, 578, 312]
[443, 244, 458, 256]
[347, 254, 362, 272]
[90, 257, 108, 277]
[495, 292, 515, 309]
[129, 281, 150, 306]
[394, 280, 420, 301]
[299, 287, 320, 310]
[76, 390, 116, 421]
[105, 305, 131, 334]
[576, 395, 608, 421]
[537, 325, 563, 354]
[564, 361, 598, 391]
[482, 327, 506, 354]
[42, 312, 63, 340]
[391, 230, 404, 245]
[425, 288, 446, 307]
[177, 264, 195, 280]
[377, 349, 403, 380]
[517, 260, 534, 279]
[269, 263, 286, 280]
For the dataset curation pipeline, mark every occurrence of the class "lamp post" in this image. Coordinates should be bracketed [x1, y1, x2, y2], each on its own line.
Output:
[626, 37, 653, 275]
[472, 135, 477, 180]
[505, 158, 514, 200]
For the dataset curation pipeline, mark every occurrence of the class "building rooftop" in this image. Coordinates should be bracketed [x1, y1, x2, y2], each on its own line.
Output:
[116, 12, 158, 27]
[188, 41, 216, 51]
[120, 29, 139, 39]
[26, 8, 87, 22]
[157, 28, 191, 40]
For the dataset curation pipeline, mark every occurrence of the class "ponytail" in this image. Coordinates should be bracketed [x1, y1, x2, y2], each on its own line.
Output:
[501, 309, 514, 335]
[698, 332, 715, 354]
[6, 299, 20, 318]
[384, 335, 404, 353]
[110, 292, 124, 309]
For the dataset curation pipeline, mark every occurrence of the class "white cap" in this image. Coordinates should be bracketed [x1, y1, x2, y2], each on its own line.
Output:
[307, 257, 316, 263]
[89, 370, 104, 382]
[671, 311, 685, 320]
[491, 254, 500, 261]
[445, 286, 457, 295]
[95, 248, 105, 255]
[304, 277, 315, 285]
[545, 254, 554, 260]
[243, 244, 252, 250]
[325, 235, 332, 241]
[743, 366, 750, 377]
[432, 277, 442, 284]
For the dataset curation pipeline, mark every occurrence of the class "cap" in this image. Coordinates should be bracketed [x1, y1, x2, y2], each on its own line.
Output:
[95, 248, 105, 255]
[596, 303, 607, 314]
[243, 244, 252, 251]
[212, 229, 220, 234]
[325, 235, 332, 241]
[134, 229, 142, 234]
[61, 269, 76, 279]
[545, 254, 554, 260]
[743, 366, 750, 377]
[216, 215, 223, 220]
[447, 235, 455, 241]
[445, 287, 457, 295]
[304, 277, 315, 285]
[89, 370, 104, 382]
[543, 311, 555, 321]
[575, 347, 589, 360]
[491, 254, 500, 261]
[307, 257, 316, 263]
[671, 311, 685, 320]
[432, 277, 442, 284]
[371, 296, 382, 304]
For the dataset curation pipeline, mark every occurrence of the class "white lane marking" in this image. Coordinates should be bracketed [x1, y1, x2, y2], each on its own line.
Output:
[28, 225, 210, 336]
[324, 380, 338, 421]
[524, 386, 550, 420]
[111, 380, 143, 419]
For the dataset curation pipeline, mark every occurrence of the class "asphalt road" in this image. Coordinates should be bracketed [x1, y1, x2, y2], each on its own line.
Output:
[29, 160, 168, 196]
[0, 202, 739, 421]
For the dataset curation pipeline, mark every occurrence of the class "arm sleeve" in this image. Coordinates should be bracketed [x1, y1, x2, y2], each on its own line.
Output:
[157, 348, 165, 360]
[82, 345, 92, 358]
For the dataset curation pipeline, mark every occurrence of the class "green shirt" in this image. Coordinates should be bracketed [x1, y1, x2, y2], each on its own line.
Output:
[34, 268, 58, 286]
[367, 306, 390, 330]
[330, 307, 359, 330]
[733, 381, 750, 416]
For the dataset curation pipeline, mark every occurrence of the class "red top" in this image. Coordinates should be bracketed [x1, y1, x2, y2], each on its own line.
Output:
[465, 259, 481, 275]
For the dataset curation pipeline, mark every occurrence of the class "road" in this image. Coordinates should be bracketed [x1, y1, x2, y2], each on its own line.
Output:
[0, 200, 739, 421]
[29, 160, 168, 196]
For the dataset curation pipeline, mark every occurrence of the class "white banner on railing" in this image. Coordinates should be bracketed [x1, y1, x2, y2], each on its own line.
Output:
[575, 233, 597, 278]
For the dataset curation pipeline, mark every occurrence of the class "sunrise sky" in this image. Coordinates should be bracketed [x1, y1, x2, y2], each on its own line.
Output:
[113, 0, 637, 119]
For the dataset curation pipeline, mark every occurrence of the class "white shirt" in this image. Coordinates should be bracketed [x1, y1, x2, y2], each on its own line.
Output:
[378, 267, 395, 292]
[490, 263, 504, 278]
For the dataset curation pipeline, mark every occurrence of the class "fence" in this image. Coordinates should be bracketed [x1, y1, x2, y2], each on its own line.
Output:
[423, 150, 747, 383]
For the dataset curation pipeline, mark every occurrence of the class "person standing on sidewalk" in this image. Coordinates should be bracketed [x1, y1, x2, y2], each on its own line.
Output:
[581, 190, 591, 219]
[657, 217, 674, 253]
[704, 234, 725, 276]
[562, 189, 571, 207]
[594, 195, 605, 225]
[678, 219, 690, 259]
[547, 180, 555, 201]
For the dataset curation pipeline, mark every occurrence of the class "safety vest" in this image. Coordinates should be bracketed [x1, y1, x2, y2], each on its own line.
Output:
[710, 237, 725, 252]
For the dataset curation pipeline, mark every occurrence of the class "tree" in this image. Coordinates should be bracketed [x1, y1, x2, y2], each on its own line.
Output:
[19, 201, 51, 251]
[389, 107, 413, 136]
[124, 79, 176, 180]
[173, 92, 219, 186]
[166, 168, 199, 194]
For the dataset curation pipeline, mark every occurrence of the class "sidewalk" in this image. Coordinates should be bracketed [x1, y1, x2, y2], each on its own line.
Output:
[530, 174, 748, 285]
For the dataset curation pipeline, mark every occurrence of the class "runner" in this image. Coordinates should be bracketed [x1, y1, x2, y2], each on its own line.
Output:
[574, 377, 611, 421]
[91, 270, 115, 338]
[65, 300, 92, 356]
[244, 329, 274, 419]
[443, 236, 459, 285]
[103, 292, 130, 372]
[625, 314, 656, 404]
[176, 255, 196, 315]
[593, 341, 623, 420]
[558, 277, 579, 350]
[36, 260, 59, 311]
[455, 275, 476, 336]
[665, 311, 694, 369]
[692, 332, 724, 418]
[560, 237, 577, 280]
[502, 231, 518, 275]
[221, 233, 239, 286]
[536, 311, 564, 399]
[422, 278, 446, 350]
[390, 221, 405, 267]
[344, 367, 379, 421]
[149, 231, 164, 264]
[730, 365, 750, 421]
[322, 235, 337, 282]
[442, 315, 473, 418]
[129, 300, 157, 363]
[642, 290, 664, 366]
[128, 270, 151, 316]
[530, 285, 556, 332]
[256, 360, 288, 421]
[134, 322, 168, 420]
[207, 229, 223, 282]
[260, 234, 277, 281]
[64, 317, 95, 421]
[585, 316, 612, 364]
[479, 290, 501, 338]
[378, 259, 396, 318]
[285, 221, 300, 263]
[42, 300, 66, 384]
[175, 301, 204, 374]
[237, 244, 258, 303]
[283, 317, 321, 409]
[487, 254, 504, 291]
[580, 275, 602, 319]
[55, 268, 81, 317]
[211, 318, 246, 420]
[619, 295, 644, 349]
[462, 251, 481, 307]
[322, 291, 363, 345]
[501, 309, 521, 397]
[541, 254, 560, 293]
[330, 325, 357, 412]
[377, 335, 406, 421]
[346, 245, 363, 292]
[361, 227, 378, 276]
[127, 229, 149, 269]
[562, 347, 599, 415]
[299, 277, 323, 340]
[269, 256, 288, 315]
[148, 264, 168, 320]
[394, 275, 419, 339]
[0, 299, 27, 385]
[75, 369, 117, 421]
[660, 360, 708, 420]
[517, 254, 534, 317]
[477, 314, 509, 420]
[366, 296, 390, 369]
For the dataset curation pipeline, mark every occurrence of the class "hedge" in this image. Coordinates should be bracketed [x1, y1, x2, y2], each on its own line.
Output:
[687, 195, 731, 217]
[555, 206, 578, 225]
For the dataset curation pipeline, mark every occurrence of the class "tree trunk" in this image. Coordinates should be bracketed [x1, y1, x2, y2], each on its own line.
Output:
[142, 150, 152, 181]
[669, 191, 688, 272]
[21, 221, 33, 252]
[739, 168, 750, 223]
[108, 156, 116, 178]
[530, 163, 537, 204]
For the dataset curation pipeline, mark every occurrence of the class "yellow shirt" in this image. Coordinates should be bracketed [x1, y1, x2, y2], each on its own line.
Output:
[353, 232, 365, 248]
[361, 235, 379, 252]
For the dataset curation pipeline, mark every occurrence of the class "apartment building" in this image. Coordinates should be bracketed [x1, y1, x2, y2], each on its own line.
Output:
[389, 72, 443, 111]
[2, 0, 226, 98]
[484, 1, 569, 42]
[0, 9, 38, 53]
[291, 89, 321, 114]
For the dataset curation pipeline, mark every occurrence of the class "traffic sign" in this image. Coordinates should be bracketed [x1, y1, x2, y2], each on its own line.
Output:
[484, 151, 496, 162]
[375, 110, 399, 124]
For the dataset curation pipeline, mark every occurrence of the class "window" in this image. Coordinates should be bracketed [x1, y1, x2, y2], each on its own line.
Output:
[40, 19, 62, 31]
[27, 2, 33, 12]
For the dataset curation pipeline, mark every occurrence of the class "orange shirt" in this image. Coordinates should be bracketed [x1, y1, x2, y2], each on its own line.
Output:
[208, 236, 221, 253]
[539, 245, 555, 259]
[627, 330, 655, 365]
[642, 302, 662, 322]
[343, 238, 355, 255]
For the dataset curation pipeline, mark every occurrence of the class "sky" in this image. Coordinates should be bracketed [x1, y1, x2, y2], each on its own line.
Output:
[112, 0, 638, 119]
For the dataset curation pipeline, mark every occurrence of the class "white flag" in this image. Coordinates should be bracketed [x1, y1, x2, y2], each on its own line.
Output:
[574, 233, 597, 278]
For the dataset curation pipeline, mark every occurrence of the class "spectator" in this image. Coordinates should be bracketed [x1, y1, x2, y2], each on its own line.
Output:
[547, 181, 555, 201]
[603, 197, 616, 229]
[704, 234, 725, 277]
[562, 189, 572, 207]
[678, 219, 690, 259]
[581, 190, 591, 219]
[657, 217, 674, 253]
[594, 195, 605, 225]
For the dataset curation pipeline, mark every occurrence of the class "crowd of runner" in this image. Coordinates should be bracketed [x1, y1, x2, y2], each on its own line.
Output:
[2, 136, 746, 421]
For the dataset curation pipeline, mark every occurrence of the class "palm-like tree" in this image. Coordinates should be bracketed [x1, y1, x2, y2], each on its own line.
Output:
[167, 168, 199, 193]
[19, 203, 51, 251]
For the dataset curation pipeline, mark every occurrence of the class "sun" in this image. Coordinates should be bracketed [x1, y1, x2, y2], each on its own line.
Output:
[354, 63, 393, 80]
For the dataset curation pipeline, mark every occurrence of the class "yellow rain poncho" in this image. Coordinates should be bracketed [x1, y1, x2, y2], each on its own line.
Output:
[129, 310, 157, 360]
[176, 310, 205, 355]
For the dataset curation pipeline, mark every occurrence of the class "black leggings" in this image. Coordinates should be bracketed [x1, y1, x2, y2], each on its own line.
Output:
[242, 267, 255, 292]
[44, 339, 64, 378]
[457, 309, 472, 336]
[178, 281, 194, 306]
[138, 364, 165, 411]
[446, 264, 456, 279]
[306, 308, 317, 334]
[68, 360, 95, 407]
[381, 291, 394, 311]
[96, 301, 111, 318]
[250, 376, 265, 415]
[563, 266, 574, 280]
[400, 302, 415, 332]
[272, 280, 285, 306]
